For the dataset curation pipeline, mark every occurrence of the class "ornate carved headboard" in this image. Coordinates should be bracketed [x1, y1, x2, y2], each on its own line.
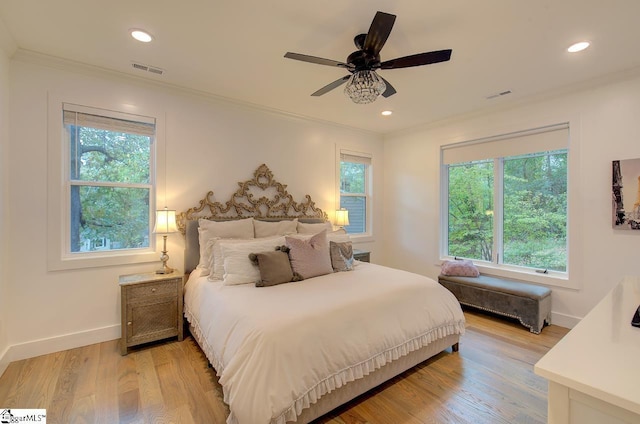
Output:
[179, 164, 329, 273]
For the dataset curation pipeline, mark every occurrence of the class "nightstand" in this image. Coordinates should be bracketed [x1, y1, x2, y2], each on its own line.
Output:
[353, 249, 370, 263]
[119, 272, 184, 355]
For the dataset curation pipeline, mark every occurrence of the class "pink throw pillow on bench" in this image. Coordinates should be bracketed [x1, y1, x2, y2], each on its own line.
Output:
[440, 259, 480, 277]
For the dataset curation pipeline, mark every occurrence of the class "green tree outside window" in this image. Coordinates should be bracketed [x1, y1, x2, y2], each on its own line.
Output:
[65, 109, 154, 253]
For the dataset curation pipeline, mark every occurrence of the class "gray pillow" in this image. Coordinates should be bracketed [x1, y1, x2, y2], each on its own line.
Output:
[250, 250, 295, 287]
[330, 241, 354, 272]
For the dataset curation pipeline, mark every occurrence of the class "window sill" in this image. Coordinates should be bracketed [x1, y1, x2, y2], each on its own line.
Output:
[348, 233, 374, 244]
[48, 249, 159, 271]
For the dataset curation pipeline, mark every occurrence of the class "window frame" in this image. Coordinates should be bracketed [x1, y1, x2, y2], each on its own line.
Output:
[440, 123, 576, 288]
[336, 148, 373, 240]
[47, 96, 163, 271]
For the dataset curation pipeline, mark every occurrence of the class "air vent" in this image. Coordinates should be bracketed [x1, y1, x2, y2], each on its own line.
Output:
[131, 62, 165, 76]
[485, 90, 512, 100]
[132, 62, 148, 71]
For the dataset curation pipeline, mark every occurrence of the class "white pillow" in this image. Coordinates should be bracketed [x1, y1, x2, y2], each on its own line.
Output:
[197, 218, 254, 269]
[296, 221, 333, 234]
[285, 233, 313, 241]
[197, 230, 216, 276]
[202, 236, 221, 277]
[207, 237, 261, 281]
[327, 228, 350, 243]
[253, 219, 298, 238]
[199, 217, 255, 238]
[287, 230, 350, 245]
[220, 237, 287, 285]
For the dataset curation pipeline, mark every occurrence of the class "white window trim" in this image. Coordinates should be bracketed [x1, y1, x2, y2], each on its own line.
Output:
[336, 146, 373, 242]
[439, 118, 582, 290]
[47, 93, 165, 271]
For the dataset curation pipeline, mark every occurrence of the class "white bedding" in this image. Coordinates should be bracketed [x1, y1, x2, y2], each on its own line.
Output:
[184, 262, 466, 424]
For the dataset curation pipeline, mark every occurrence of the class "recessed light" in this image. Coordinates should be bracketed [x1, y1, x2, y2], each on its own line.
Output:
[381, 110, 393, 116]
[567, 41, 590, 53]
[130, 29, 153, 43]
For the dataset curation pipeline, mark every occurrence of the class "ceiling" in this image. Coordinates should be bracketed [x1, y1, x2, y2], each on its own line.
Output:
[1, 0, 640, 134]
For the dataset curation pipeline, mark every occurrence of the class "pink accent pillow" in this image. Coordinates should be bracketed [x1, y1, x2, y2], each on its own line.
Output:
[441, 259, 480, 277]
[285, 230, 333, 279]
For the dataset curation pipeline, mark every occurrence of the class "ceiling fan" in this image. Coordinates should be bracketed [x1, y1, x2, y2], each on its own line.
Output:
[284, 11, 452, 104]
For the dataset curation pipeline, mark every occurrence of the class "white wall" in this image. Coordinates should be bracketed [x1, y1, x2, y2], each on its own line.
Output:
[383, 71, 640, 327]
[9, 46, 639, 365]
[0, 18, 16, 376]
[3, 53, 383, 363]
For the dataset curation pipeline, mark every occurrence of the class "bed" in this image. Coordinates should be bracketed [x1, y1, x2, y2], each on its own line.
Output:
[178, 164, 466, 424]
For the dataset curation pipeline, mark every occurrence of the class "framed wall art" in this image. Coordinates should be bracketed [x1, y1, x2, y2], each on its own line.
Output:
[612, 158, 640, 230]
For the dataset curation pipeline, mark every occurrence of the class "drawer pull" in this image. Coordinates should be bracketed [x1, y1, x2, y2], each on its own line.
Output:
[151, 288, 157, 292]
[127, 321, 132, 326]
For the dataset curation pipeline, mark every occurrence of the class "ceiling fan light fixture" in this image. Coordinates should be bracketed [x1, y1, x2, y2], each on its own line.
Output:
[344, 70, 386, 104]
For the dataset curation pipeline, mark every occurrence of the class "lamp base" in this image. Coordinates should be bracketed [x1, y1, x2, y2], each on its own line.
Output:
[156, 244, 173, 274]
[156, 248, 173, 274]
[155, 265, 174, 275]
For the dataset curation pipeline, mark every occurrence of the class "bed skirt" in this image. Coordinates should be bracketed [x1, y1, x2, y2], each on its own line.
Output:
[189, 323, 460, 423]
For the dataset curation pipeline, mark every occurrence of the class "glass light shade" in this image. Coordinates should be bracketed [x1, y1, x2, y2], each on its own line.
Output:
[335, 209, 350, 227]
[153, 208, 178, 234]
[344, 70, 386, 104]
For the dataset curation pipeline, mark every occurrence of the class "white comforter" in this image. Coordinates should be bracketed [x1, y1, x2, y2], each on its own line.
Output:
[184, 262, 465, 424]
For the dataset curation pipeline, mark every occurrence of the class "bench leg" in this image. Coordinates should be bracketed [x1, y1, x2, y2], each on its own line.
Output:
[451, 342, 459, 352]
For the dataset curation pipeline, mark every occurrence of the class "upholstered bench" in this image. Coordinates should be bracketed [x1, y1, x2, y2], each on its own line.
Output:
[438, 274, 551, 334]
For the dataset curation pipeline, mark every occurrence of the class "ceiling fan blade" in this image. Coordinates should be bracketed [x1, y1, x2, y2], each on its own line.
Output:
[379, 49, 452, 69]
[363, 11, 396, 55]
[379, 76, 397, 98]
[311, 75, 351, 96]
[284, 52, 351, 68]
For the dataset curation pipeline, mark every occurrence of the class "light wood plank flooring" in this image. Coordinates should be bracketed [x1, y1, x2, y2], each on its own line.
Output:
[0, 310, 569, 423]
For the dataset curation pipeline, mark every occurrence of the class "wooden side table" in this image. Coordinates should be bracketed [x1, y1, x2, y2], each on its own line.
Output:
[119, 272, 184, 355]
[353, 249, 370, 263]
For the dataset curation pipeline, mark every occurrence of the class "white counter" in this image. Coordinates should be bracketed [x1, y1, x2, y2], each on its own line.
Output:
[534, 276, 640, 424]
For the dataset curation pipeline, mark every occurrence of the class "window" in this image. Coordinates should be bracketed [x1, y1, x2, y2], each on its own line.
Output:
[63, 103, 155, 255]
[339, 151, 372, 235]
[442, 124, 568, 274]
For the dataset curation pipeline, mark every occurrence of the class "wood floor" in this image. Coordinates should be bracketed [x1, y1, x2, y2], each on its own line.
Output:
[0, 310, 569, 424]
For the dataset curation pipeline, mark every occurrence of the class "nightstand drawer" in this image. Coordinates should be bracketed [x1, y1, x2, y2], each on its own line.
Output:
[128, 279, 180, 302]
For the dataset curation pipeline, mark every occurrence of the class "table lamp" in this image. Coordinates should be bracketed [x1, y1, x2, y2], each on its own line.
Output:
[335, 208, 350, 229]
[153, 207, 178, 274]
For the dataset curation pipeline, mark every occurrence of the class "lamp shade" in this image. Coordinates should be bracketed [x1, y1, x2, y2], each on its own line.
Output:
[153, 208, 178, 234]
[335, 209, 350, 227]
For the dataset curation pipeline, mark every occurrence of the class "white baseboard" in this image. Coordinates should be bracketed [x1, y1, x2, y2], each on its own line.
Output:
[0, 344, 9, 378]
[0, 324, 120, 374]
[551, 311, 581, 329]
